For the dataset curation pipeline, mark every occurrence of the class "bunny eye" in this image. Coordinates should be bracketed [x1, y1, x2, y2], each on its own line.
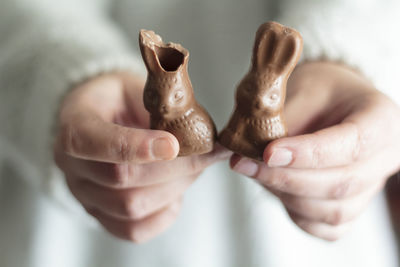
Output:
[244, 86, 254, 93]
[270, 93, 279, 101]
[174, 90, 184, 101]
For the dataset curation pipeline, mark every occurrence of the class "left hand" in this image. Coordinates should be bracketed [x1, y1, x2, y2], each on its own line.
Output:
[54, 72, 230, 243]
[230, 61, 400, 241]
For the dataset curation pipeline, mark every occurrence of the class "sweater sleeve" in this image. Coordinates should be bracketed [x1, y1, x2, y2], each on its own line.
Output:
[275, 0, 400, 105]
[0, 0, 143, 210]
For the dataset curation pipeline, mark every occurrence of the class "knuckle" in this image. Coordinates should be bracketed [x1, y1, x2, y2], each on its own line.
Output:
[327, 207, 345, 226]
[350, 123, 362, 163]
[310, 141, 323, 168]
[120, 194, 147, 220]
[330, 177, 353, 199]
[267, 169, 291, 190]
[116, 131, 134, 162]
[109, 164, 130, 186]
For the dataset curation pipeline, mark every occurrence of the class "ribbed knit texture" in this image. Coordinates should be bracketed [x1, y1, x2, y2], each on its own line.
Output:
[279, 0, 400, 104]
[0, 0, 143, 196]
[0, 1, 399, 267]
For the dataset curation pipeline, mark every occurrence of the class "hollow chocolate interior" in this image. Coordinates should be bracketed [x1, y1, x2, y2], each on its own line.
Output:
[155, 46, 184, 71]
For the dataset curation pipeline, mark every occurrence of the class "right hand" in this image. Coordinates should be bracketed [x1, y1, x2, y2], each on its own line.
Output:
[54, 72, 230, 243]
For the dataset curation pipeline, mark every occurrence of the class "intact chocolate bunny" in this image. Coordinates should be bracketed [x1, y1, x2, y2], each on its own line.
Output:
[139, 30, 216, 156]
[219, 22, 303, 161]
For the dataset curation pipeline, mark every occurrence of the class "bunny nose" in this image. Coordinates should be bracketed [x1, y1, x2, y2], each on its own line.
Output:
[255, 100, 262, 109]
[160, 104, 168, 114]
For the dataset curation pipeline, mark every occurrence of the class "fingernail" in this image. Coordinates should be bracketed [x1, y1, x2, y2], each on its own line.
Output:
[232, 158, 259, 177]
[152, 138, 176, 160]
[268, 148, 293, 167]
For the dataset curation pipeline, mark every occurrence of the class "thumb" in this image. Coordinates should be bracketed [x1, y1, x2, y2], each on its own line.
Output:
[58, 113, 180, 164]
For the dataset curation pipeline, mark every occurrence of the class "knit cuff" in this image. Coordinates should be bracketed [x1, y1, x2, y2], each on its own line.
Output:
[277, 0, 400, 106]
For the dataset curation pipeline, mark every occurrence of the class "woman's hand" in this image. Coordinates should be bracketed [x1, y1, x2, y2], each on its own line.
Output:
[231, 62, 400, 241]
[54, 72, 230, 243]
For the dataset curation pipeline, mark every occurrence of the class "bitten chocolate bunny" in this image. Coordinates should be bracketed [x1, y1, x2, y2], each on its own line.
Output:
[219, 22, 303, 161]
[139, 30, 216, 156]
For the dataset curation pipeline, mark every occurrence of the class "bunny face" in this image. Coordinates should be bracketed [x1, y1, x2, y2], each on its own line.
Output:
[235, 22, 303, 118]
[219, 22, 303, 161]
[143, 74, 194, 120]
[140, 29, 217, 156]
[140, 30, 195, 120]
[236, 72, 285, 117]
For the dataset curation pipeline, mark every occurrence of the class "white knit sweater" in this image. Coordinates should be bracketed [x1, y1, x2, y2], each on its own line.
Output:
[0, 0, 399, 267]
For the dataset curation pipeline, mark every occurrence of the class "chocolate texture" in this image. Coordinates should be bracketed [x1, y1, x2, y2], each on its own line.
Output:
[219, 22, 303, 161]
[139, 30, 216, 156]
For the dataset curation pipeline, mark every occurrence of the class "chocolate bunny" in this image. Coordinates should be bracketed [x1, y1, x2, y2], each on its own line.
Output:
[219, 22, 303, 161]
[139, 30, 216, 156]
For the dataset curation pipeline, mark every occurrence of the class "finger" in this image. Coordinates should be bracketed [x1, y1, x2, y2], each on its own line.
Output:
[231, 155, 376, 199]
[57, 113, 179, 164]
[88, 199, 182, 243]
[58, 144, 231, 188]
[287, 210, 353, 241]
[67, 174, 195, 220]
[279, 180, 384, 225]
[120, 143, 231, 187]
[263, 122, 363, 169]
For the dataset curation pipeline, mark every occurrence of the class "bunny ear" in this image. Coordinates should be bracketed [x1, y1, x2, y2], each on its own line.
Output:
[252, 23, 279, 71]
[272, 28, 303, 75]
[139, 30, 163, 74]
[251, 22, 303, 75]
[139, 30, 189, 74]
